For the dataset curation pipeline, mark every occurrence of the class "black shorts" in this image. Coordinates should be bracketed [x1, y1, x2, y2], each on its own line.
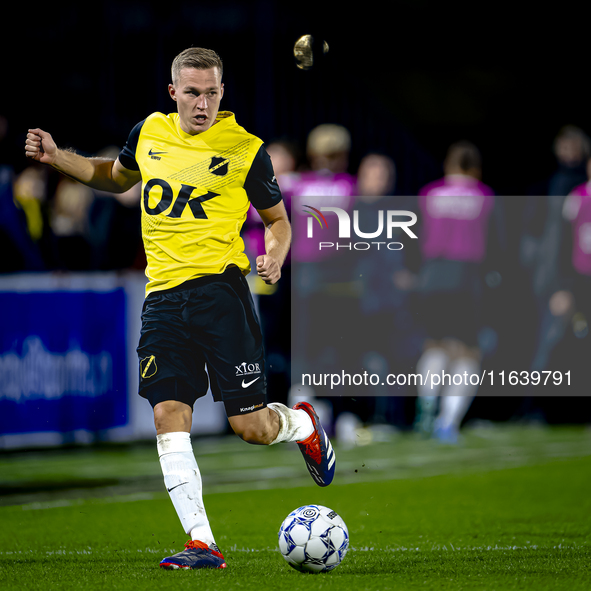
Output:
[137, 266, 267, 417]
[416, 259, 483, 347]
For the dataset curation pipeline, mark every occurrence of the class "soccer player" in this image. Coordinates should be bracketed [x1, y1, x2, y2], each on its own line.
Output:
[414, 141, 498, 443]
[25, 47, 336, 570]
[285, 123, 357, 395]
[528, 156, 591, 382]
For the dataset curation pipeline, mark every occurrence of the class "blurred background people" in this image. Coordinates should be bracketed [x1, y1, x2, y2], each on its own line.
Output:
[242, 138, 301, 279]
[286, 123, 358, 430]
[336, 153, 420, 442]
[49, 177, 95, 270]
[548, 125, 591, 197]
[356, 152, 396, 201]
[518, 127, 591, 421]
[266, 139, 302, 192]
[2, 161, 46, 273]
[86, 146, 143, 272]
[521, 126, 591, 317]
[520, 154, 591, 422]
[240, 138, 302, 406]
[413, 141, 502, 443]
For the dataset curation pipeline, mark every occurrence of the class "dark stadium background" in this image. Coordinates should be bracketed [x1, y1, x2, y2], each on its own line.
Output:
[3, 2, 587, 192]
[2, 1, 590, 426]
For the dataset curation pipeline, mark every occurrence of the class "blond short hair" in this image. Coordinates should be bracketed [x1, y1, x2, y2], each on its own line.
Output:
[171, 47, 224, 84]
[307, 124, 351, 156]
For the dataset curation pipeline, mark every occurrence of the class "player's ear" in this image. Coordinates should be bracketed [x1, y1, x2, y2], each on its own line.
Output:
[168, 84, 177, 102]
[220, 83, 224, 100]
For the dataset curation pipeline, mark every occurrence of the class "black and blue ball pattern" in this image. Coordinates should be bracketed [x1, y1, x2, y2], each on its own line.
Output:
[278, 505, 349, 573]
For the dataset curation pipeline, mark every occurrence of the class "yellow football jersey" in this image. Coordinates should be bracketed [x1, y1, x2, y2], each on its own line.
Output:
[118, 111, 281, 295]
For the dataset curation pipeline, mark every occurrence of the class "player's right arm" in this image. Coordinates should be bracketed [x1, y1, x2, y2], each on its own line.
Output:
[25, 128, 141, 193]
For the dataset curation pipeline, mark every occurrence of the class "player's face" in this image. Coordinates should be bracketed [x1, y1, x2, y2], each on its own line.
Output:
[169, 67, 224, 135]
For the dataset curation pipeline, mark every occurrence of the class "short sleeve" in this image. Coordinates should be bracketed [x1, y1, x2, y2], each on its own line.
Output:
[244, 144, 283, 210]
[117, 119, 145, 171]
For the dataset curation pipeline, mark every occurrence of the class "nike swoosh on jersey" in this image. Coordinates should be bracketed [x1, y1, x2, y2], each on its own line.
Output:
[241, 377, 261, 388]
[149, 148, 168, 155]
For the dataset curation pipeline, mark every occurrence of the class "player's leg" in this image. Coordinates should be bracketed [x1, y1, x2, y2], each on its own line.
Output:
[137, 289, 225, 570]
[413, 275, 452, 435]
[226, 405, 278, 444]
[281, 401, 337, 487]
[227, 404, 313, 445]
[434, 343, 480, 443]
[414, 339, 449, 435]
[153, 398, 213, 541]
[146, 381, 226, 570]
[202, 268, 336, 486]
[218, 371, 337, 487]
[226, 401, 336, 487]
[433, 281, 483, 443]
[153, 399, 192, 434]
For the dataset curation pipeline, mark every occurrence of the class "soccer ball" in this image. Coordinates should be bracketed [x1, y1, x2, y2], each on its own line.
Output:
[278, 505, 349, 573]
[293, 35, 329, 70]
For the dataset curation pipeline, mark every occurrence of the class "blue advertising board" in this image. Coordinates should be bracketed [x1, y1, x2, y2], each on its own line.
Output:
[0, 289, 128, 435]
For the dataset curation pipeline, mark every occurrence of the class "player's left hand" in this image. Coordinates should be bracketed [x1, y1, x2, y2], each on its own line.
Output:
[256, 254, 281, 285]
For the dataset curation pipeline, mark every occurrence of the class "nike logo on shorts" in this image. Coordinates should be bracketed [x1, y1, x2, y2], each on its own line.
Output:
[241, 377, 261, 388]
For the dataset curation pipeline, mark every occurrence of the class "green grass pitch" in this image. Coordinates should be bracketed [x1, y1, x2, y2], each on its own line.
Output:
[1, 424, 590, 590]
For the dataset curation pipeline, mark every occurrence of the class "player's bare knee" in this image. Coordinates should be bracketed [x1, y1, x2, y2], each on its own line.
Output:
[153, 400, 192, 435]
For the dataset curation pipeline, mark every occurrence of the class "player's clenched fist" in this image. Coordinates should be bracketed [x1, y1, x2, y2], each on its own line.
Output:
[256, 254, 281, 285]
[25, 128, 57, 165]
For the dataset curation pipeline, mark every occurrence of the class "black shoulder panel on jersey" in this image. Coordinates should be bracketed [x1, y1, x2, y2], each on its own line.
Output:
[118, 119, 146, 171]
[244, 144, 283, 210]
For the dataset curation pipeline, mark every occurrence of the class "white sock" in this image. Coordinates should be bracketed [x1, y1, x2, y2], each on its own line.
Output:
[416, 347, 450, 398]
[157, 432, 215, 545]
[436, 357, 479, 430]
[267, 402, 314, 445]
